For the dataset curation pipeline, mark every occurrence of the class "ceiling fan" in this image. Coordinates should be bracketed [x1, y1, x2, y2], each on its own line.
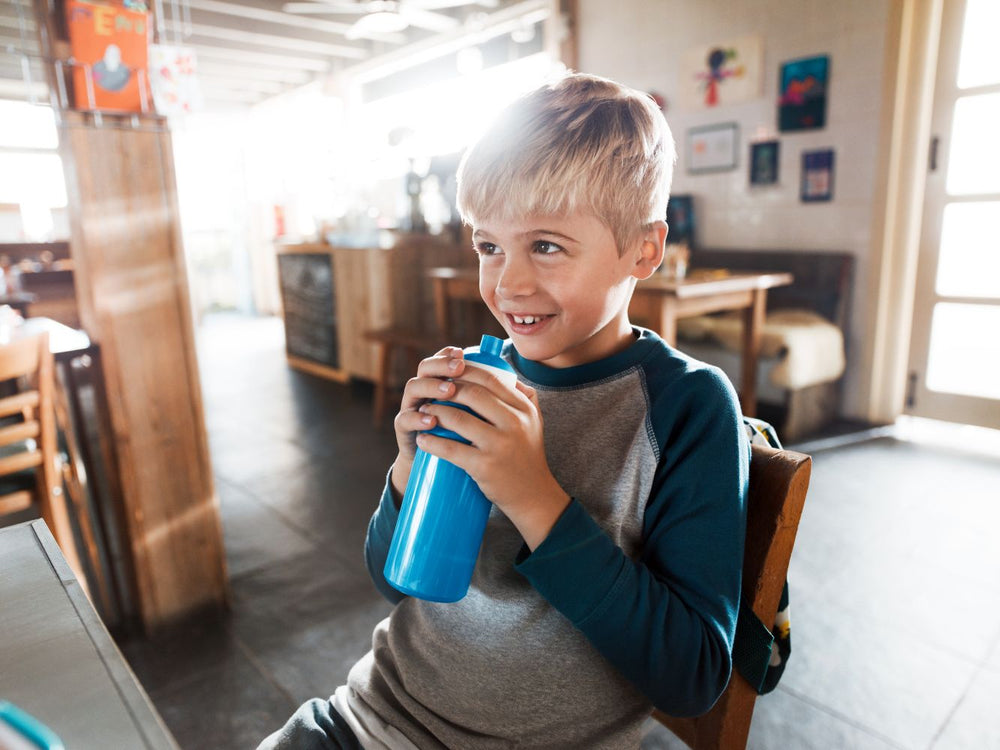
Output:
[281, 0, 498, 39]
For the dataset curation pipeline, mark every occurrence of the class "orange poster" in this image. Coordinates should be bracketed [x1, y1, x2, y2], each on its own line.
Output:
[66, 0, 150, 112]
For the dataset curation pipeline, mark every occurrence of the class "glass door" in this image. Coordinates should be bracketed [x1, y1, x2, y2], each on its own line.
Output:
[906, 0, 1000, 429]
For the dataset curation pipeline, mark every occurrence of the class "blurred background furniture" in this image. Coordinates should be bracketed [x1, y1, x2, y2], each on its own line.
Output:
[654, 442, 812, 749]
[676, 250, 855, 440]
[0, 332, 87, 590]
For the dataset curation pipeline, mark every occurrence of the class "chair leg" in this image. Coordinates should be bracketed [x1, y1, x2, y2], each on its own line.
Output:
[36, 466, 90, 599]
[373, 340, 390, 426]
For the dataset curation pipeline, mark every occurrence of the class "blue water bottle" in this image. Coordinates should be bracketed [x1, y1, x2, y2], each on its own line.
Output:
[384, 334, 517, 602]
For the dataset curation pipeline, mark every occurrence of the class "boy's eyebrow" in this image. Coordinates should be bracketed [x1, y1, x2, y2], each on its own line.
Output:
[472, 228, 580, 244]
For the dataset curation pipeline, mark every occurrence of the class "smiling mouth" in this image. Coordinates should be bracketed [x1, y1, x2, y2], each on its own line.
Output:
[506, 313, 555, 332]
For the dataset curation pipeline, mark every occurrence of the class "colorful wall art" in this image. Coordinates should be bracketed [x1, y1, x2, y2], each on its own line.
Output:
[801, 148, 835, 201]
[66, 0, 150, 112]
[680, 36, 763, 110]
[779, 55, 829, 131]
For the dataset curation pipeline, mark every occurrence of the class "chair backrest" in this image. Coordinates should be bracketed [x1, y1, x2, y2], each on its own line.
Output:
[0, 333, 65, 531]
[653, 442, 811, 750]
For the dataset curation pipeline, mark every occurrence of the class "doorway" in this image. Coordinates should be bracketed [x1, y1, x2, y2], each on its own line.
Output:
[906, 0, 1000, 429]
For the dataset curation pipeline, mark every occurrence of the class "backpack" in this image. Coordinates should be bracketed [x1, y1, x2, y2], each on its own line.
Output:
[733, 417, 793, 695]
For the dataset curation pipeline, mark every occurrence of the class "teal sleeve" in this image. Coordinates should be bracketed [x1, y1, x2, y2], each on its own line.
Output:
[515, 367, 749, 717]
[365, 472, 409, 605]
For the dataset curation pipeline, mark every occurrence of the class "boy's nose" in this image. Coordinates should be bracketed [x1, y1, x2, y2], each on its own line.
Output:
[495, 256, 536, 299]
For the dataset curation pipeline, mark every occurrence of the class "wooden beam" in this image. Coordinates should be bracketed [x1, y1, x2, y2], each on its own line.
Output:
[184, 0, 406, 44]
[162, 19, 369, 59]
[31, 0, 229, 631]
[186, 43, 333, 71]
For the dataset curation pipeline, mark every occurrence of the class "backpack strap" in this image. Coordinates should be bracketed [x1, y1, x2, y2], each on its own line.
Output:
[732, 595, 774, 694]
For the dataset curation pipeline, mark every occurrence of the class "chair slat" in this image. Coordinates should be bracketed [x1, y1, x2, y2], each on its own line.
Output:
[0, 490, 33, 514]
[0, 419, 40, 447]
[0, 392, 40, 419]
[0, 449, 43, 475]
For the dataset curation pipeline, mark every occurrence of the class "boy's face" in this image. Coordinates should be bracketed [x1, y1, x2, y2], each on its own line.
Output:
[473, 210, 661, 368]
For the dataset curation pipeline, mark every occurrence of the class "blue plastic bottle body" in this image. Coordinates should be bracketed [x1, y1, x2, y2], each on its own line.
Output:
[384, 335, 515, 602]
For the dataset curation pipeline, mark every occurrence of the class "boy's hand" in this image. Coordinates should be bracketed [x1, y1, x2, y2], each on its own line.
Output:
[414, 367, 570, 551]
[390, 346, 466, 500]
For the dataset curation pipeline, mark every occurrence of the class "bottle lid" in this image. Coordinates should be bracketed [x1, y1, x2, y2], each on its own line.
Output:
[479, 334, 503, 357]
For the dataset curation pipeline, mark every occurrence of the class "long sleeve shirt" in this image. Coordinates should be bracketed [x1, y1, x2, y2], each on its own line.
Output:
[347, 328, 749, 749]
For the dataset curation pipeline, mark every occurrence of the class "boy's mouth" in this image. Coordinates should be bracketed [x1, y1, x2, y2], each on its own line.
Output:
[506, 313, 555, 335]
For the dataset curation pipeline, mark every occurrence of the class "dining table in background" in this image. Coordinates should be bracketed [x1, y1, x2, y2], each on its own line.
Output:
[426, 266, 794, 417]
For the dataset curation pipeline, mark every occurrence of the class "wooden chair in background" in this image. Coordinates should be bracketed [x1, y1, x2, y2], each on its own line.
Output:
[363, 327, 449, 425]
[0, 333, 90, 595]
[654, 443, 812, 750]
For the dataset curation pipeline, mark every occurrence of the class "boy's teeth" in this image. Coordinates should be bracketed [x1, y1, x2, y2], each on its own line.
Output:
[513, 315, 537, 324]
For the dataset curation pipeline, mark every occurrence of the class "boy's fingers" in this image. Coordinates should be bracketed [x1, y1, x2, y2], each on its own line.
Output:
[415, 351, 465, 378]
[419, 402, 492, 446]
[515, 381, 539, 405]
[400, 376, 456, 410]
[394, 409, 437, 434]
[452, 366, 523, 407]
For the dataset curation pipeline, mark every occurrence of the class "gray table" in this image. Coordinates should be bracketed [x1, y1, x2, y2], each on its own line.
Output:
[0, 520, 178, 749]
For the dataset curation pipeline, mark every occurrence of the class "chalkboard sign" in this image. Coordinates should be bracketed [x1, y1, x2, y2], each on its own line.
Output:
[278, 253, 339, 369]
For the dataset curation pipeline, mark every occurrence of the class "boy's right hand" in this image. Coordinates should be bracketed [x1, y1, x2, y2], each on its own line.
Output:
[390, 346, 465, 499]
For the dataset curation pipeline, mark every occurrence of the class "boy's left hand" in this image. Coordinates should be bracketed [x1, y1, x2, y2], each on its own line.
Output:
[415, 367, 570, 551]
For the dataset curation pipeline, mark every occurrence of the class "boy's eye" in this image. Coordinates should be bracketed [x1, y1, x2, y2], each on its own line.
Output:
[474, 242, 501, 256]
[534, 240, 563, 255]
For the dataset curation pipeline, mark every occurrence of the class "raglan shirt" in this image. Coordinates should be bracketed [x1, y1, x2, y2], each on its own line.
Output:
[345, 327, 749, 749]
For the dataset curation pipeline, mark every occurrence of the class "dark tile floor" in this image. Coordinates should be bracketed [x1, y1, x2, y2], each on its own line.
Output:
[118, 313, 1000, 750]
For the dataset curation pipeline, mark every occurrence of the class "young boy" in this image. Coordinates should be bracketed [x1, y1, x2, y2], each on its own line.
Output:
[261, 72, 749, 749]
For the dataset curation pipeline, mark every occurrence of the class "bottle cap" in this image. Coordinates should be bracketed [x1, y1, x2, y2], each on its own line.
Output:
[479, 334, 503, 357]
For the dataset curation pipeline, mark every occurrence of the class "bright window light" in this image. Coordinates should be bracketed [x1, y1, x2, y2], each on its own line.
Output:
[957, 0, 1000, 89]
[926, 302, 1000, 399]
[0, 100, 59, 149]
[936, 201, 1000, 299]
[946, 93, 1000, 195]
[0, 152, 67, 208]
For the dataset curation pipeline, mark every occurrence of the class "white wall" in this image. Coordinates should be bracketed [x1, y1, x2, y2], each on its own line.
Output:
[576, 0, 894, 419]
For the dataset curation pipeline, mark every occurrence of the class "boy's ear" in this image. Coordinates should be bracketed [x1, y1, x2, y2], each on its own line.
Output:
[630, 220, 668, 280]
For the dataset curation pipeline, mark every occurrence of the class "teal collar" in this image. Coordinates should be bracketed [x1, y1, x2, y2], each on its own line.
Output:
[506, 327, 662, 388]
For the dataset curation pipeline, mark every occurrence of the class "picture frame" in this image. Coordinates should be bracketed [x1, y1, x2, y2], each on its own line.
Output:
[687, 122, 739, 173]
[801, 148, 835, 202]
[749, 140, 780, 185]
[665, 194, 696, 248]
[779, 55, 829, 132]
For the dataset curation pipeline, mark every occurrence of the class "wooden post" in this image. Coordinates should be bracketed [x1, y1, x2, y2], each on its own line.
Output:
[33, 0, 228, 629]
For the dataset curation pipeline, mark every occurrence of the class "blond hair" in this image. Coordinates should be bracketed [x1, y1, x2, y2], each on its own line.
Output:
[456, 73, 675, 255]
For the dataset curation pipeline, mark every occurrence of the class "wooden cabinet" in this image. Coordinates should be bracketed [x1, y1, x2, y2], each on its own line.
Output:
[277, 236, 470, 384]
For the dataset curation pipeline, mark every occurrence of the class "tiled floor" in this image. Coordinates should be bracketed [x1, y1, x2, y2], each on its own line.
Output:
[119, 313, 1000, 750]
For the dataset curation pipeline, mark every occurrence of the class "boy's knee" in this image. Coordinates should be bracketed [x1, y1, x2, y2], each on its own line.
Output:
[257, 697, 356, 750]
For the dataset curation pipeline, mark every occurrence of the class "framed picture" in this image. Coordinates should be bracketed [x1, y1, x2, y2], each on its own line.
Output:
[801, 149, 835, 202]
[679, 35, 763, 110]
[749, 140, 780, 185]
[688, 122, 739, 173]
[665, 194, 696, 248]
[66, 0, 150, 112]
[779, 55, 829, 131]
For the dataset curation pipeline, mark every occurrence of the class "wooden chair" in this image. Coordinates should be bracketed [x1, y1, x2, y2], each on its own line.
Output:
[653, 442, 811, 750]
[0, 333, 88, 592]
[363, 327, 449, 425]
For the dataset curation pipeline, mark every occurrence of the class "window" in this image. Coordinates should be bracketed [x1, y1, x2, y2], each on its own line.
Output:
[0, 100, 68, 240]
